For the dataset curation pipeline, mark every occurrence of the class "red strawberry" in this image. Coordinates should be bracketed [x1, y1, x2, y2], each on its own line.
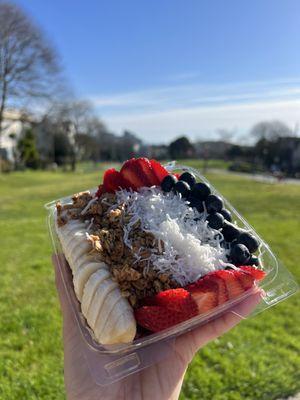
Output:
[153, 288, 198, 316]
[136, 158, 160, 186]
[239, 266, 266, 281]
[173, 173, 181, 179]
[236, 266, 265, 290]
[150, 159, 169, 183]
[120, 158, 148, 190]
[204, 273, 228, 304]
[103, 168, 125, 192]
[135, 306, 192, 332]
[236, 270, 255, 290]
[186, 278, 219, 313]
[195, 291, 218, 314]
[216, 270, 244, 300]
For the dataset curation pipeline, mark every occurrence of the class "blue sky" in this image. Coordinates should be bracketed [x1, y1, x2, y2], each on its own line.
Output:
[15, 0, 300, 143]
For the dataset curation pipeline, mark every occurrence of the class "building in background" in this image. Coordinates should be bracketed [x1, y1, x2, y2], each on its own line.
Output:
[0, 109, 34, 161]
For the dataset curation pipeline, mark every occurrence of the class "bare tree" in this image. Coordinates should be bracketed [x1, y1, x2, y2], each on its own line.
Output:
[0, 2, 60, 148]
[250, 120, 293, 141]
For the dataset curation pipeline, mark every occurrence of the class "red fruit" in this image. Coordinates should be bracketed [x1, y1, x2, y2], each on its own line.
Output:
[195, 291, 218, 314]
[204, 273, 228, 304]
[135, 306, 192, 332]
[103, 168, 125, 192]
[136, 158, 160, 186]
[236, 270, 255, 290]
[216, 270, 244, 300]
[153, 288, 198, 316]
[186, 266, 265, 313]
[173, 173, 181, 179]
[150, 159, 169, 183]
[239, 266, 266, 281]
[120, 158, 149, 190]
[186, 277, 220, 313]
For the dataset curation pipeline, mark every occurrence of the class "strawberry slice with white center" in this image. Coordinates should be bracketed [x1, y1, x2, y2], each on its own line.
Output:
[185, 266, 265, 314]
[150, 159, 169, 183]
[203, 273, 228, 304]
[215, 270, 245, 299]
[120, 158, 147, 190]
[136, 158, 160, 186]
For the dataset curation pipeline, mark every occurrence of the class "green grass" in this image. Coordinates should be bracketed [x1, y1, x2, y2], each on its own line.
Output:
[0, 166, 299, 399]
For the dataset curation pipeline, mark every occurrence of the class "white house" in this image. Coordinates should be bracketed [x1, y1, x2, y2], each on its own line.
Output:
[0, 109, 34, 161]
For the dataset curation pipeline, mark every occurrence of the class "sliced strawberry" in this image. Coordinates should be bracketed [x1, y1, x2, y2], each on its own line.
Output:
[173, 173, 181, 179]
[195, 291, 218, 314]
[135, 306, 191, 332]
[103, 168, 125, 192]
[153, 288, 198, 316]
[216, 270, 245, 300]
[239, 266, 266, 281]
[236, 270, 255, 290]
[136, 158, 160, 186]
[150, 159, 169, 183]
[120, 158, 148, 190]
[204, 273, 228, 304]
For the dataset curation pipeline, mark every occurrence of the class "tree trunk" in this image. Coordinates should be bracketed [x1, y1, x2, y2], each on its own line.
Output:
[0, 79, 7, 173]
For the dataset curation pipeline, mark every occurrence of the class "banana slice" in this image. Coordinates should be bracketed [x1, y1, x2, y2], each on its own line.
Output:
[61, 229, 86, 248]
[74, 262, 108, 301]
[65, 240, 93, 268]
[81, 268, 110, 315]
[72, 253, 100, 274]
[99, 297, 136, 344]
[86, 279, 118, 329]
[93, 287, 125, 342]
[56, 218, 137, 344]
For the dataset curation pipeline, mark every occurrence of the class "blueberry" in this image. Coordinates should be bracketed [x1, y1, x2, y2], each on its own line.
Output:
[188, 196, 204, 213]
[220, 208, 232, 222]
[249, 255, 260, 266]
[205, 194, 223, 213]
[237, 232, 260, 253]
[179, 172, 196, 188]
[174, 180, 190, 199]
[230, 243, 251, 265]
[161, 174, 177, 192]
[221, 222, 241, 242]
[191, 182, 211, 201]
[206, 212, 225, 230]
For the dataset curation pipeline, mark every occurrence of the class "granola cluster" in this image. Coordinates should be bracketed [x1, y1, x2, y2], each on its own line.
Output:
[56, 191, 179, 307]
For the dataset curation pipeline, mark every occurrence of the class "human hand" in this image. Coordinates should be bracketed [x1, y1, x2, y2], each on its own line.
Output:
[53, 255, 263, 400]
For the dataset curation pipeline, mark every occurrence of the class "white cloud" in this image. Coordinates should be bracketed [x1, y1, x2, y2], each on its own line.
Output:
[88, 77, 300, 143]
[103, 99, 300, 144]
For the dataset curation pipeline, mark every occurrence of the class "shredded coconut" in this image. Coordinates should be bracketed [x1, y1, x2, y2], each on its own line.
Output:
[115, 187, 231, 285]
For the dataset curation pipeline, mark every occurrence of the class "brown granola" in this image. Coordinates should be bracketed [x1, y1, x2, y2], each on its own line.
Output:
[56, 191, 178, 307]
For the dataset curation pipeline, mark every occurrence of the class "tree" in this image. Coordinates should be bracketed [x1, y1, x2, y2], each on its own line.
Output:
[169, 136, 195, 159]
[249, 120, 293, 141]
[17, 128, 39, 169]
[0, 2, 60, 152]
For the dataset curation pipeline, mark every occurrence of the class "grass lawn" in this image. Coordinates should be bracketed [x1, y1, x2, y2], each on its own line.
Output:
[0, 164, 299, 400]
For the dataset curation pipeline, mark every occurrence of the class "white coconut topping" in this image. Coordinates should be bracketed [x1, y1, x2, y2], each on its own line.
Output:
[115, 187, 231, 285]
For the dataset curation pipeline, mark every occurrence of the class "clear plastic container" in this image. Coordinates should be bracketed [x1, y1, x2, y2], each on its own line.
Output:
[45, 162, 299, 385]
